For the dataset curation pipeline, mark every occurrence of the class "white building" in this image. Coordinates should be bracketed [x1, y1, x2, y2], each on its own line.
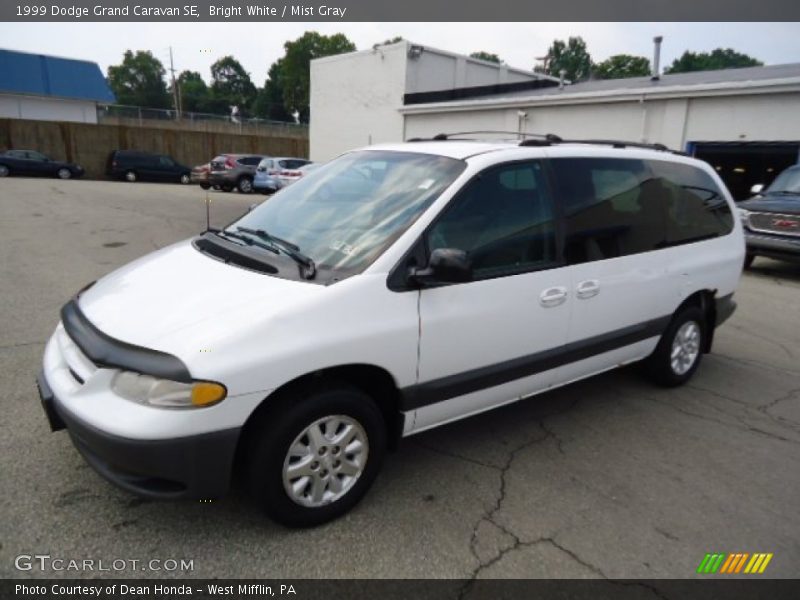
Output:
[311, 42, 800, 199]
[310, 40, 558, 162]
[0, 48, 115, 124]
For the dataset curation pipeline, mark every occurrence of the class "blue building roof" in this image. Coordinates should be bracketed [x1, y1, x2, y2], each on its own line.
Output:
[0, 48, 115, 103]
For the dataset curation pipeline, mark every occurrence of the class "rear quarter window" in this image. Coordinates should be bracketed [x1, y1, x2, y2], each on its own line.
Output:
[649, 160, 734, 245]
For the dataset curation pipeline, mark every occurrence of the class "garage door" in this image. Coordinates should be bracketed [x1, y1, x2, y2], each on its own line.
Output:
[689, 142, 800, 201]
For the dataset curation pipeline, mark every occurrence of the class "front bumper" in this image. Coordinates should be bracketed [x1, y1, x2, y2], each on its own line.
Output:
[38, 369, 240, 499]
[745, 231, 800, 263]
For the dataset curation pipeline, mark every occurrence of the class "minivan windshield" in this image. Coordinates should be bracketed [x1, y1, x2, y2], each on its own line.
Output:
[229, 150, 466, 276]
[766, 167, 800, 195]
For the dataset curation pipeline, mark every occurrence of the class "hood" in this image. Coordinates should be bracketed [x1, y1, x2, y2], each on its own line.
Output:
[739, 195, 800, 214]
[77, 239, 324, 351]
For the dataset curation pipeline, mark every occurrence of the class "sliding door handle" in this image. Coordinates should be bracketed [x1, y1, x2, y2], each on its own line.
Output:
[576, 279, 600, 299]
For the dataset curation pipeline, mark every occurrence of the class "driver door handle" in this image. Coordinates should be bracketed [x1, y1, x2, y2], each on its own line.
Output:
[540, 286, 568, 307]
[576, 279, 600, 299]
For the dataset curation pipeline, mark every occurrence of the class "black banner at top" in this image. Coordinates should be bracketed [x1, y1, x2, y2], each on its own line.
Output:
[2, 0, 800, 22]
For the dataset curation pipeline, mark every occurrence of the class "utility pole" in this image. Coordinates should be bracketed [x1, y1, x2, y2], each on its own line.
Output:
[169, 46, 181, 120]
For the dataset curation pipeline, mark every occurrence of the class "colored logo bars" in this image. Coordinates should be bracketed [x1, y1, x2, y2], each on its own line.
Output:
[697, 553, 773, 574]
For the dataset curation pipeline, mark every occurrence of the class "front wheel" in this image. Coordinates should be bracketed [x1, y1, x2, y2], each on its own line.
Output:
[246, 384, 386, 527]
[200, 183, 211, 190]
[644, 306, 706, 387]
[180, 173, 191, 185]
[124, 170, 137, 182]
[0, 165, 10, 177]
[57, 168, 72, 179]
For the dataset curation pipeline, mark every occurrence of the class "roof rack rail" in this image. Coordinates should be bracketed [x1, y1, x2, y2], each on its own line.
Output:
[407, 131, 556, 142]
[520, 137, 686, 155]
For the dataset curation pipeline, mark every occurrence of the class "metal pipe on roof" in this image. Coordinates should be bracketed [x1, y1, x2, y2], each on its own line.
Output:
[652, 36, 663, 81]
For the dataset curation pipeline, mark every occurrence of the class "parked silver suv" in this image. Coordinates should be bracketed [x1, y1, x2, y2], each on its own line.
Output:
[208, 154, 268, 193]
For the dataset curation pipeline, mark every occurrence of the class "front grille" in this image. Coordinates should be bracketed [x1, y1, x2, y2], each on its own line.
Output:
[748, 212, 800, 238]
[57, 327, 97, 385]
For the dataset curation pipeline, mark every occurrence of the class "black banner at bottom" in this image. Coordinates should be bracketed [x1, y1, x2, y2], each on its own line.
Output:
[4, 579, 800, 600]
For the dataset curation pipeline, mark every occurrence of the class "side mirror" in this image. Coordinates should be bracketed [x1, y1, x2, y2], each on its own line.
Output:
[750, 183, 764, 195]
[410, 248, 472, 285]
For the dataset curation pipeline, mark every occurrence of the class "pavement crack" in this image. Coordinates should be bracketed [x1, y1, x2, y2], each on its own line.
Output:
[0, 340, 45, 351]
[730, 324, 795, 359]
[412, 441, 500, 471]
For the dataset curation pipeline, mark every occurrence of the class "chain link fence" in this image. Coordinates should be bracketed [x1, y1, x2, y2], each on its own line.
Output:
[96, 104, 308, 137]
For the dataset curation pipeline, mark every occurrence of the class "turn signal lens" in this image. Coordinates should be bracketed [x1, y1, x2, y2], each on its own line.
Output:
[191, 382, 227, 407]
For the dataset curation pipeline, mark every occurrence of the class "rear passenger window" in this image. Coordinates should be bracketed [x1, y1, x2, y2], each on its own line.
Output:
[427, 161, 557, 279]
[550, 158, 661, 263]
[649, 160, 733, 245]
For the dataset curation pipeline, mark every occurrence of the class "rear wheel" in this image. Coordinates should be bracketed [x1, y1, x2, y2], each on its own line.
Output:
[56, 168, 72, 179]
[645, 306, 706, 387]
[246, 384, 386, 528]
[0, 165, 10, 177]
[180, 173, 191, 185]
[744, 253, 755, 269]
[237, 176, 254, 194]
[124, 170, 137, 182]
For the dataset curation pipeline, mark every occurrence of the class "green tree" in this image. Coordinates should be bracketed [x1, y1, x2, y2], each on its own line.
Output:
[665, 48, 763, 74]
[107, 50, 170, 108]
[281, 31, 356, 123]
[376, 36, 404, 46]
[593, 54, 651, 79]
[209, 56, 257, 114]
[251, 59, 294, 122]
[470, 51, 502, 64]
[540, 37, 592, 82]
[175, 70, 210, 113]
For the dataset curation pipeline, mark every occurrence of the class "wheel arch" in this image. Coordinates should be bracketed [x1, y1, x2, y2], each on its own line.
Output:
[234, 363, 405, 475]
[671, 289, 718, 353]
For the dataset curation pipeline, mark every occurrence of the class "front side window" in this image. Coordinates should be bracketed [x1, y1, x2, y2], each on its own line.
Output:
[159, 156, 175, 167]
[427, 161, 557, 279]
[230, 150, 465, 276]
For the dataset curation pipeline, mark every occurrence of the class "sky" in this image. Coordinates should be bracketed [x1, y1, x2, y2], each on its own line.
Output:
[1, 22, 799, 84]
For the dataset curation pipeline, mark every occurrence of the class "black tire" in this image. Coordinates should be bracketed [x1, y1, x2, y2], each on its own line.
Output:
[645, 306, 706, 387]
[246, 383, 386, 528]
[56, 167, 72, 180]
[744, 253, 755, 269]
[200, 183, 211, 190]
[124, 170, 137, 183]
[0, 164, 10, 177]
[237, 176, 254, 194]
[180, 173, 191, 185]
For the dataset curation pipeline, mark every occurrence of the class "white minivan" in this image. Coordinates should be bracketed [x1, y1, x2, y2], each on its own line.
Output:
[38, 137, 744, 526]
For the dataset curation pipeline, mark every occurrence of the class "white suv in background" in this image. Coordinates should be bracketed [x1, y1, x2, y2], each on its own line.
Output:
[38, 136, 744, 527]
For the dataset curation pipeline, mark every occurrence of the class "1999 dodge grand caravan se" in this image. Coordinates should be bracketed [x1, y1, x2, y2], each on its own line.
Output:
[38, 138, 743, 527]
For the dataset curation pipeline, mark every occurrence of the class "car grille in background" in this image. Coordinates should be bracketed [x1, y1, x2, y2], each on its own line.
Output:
[57, 327, 97, 385]
[748, 212, 800, 238]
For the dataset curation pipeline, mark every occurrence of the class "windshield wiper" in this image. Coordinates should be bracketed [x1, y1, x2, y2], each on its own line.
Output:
[213, 229, 279, 255]
[235, 226, 316, 279]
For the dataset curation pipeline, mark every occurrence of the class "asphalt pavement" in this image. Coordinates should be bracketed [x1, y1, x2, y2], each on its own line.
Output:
[1, 178, 798, 580]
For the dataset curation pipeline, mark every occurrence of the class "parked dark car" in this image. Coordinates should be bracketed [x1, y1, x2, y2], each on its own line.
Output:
[0, 149, 84, 179]
[738, 165, 800, 268]
[208, 154, 268, 193]
[106, 150, 191, 184]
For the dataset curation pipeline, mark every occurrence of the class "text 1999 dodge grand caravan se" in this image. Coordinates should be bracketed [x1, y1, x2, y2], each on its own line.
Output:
[38, 137, 744, 526]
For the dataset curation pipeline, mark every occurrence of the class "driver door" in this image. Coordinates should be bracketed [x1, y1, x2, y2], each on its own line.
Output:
[411, 160, 572, 432]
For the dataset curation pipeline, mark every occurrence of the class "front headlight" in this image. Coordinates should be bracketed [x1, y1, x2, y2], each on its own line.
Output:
[111, 371, 226, 408]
